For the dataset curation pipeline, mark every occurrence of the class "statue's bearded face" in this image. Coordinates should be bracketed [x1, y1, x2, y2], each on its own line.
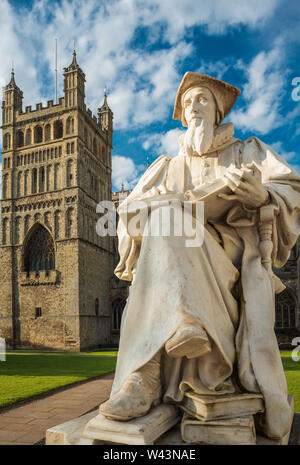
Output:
[183, 86, 216, 156]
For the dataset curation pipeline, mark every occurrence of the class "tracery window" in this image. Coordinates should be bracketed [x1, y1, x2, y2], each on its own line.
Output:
[25, 129, 31, 146]
[44, 124, 51, 141]
[16, 130, 24, 148]
[54, 120, 63, 139]
[34, 125, 43, 144]
[24, 224, 55, 274]
[275, 289, 297, 329]
[112, 298, 126, 331]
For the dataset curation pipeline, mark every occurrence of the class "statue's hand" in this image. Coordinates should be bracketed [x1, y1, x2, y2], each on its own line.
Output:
[219, 163, 269, 209]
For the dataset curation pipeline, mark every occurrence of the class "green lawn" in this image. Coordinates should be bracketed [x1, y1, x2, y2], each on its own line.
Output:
[0, 354, 116, 408]
[6, 350, 118, 356]
[0, 353, 299, 413]
[282, 357, 300, 413]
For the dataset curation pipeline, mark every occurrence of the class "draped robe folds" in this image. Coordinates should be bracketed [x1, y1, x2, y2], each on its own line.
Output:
[111, 133, 300, 439]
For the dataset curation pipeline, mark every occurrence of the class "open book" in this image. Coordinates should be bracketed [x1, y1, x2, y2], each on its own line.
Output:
[123, 177, 236, 223]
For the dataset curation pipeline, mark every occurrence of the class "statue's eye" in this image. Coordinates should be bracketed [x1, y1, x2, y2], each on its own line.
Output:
[184, 99, 191, 107]
[199, 96, 207, 103]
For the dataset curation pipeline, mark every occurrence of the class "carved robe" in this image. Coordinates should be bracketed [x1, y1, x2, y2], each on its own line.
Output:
[111, 123, 300, 439]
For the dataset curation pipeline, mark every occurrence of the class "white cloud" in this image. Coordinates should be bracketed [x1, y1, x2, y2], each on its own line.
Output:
[142, 128, 185, 158]
[112, 155, 145, 191]
[269, 141, 297, 162]
[230, 42, 286, 134]
[0, 0, 282, 130]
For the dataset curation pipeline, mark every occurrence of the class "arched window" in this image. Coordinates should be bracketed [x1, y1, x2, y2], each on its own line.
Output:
[3, 133, 11, 150]
[2, 174, 8, 199]
[32, 168, 37, 194]
[275, 289, 297, 329]
[2, 218, 8, 245]
[24, 215, 30, 237]
[54, 120, 63, 139]
[54, 163, 60, 190]
[66, 207, 74, 237]
[17, 172, 22, 197]
[112, 298, 126, 331]
[54, 210, 61, 239]
[34, 125, 43, 143]
[66, 117, 71, 135]
[24, 224, 55, 274]
[44, 124, 51, 141]
[16, 130, 24, 148]
[66, 159, 73, 187]
[95, 298, 99, 316]
[15, 216, 21, 244]
[25, 129, 31, 146]
[39, 166, 45, 192]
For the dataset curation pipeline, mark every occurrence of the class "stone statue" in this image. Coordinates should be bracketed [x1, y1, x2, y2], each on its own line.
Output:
[99, 72, 300, 441]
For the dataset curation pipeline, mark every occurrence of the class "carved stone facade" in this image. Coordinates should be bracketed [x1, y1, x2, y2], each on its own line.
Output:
[274, 240, 300, 346]
[0, 53, 124, 351]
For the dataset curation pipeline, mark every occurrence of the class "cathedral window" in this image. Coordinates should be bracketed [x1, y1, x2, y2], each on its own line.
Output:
[66, 143, 70, 154]
[24, 170, 29, 195]
[95, 298, 99, 316]
[24, 224, 55, 274]
[17, 172, 22, 197]
[54, 163, 60, 190]
[84, 127, 88, 144]
[275, 289, 297, 329]
[3, 133, 11, 150]
[66, 117, 71, 135]
[34, 125, 43, 144]
[54, 210, 61, 239]
[54, 120, 63, 139]
[66, 159, 74, 187]
[16, 130, 24, 148]
[112, 298, 126, 331]
[24, 215, 30, 237]
[2, 218, 8, 245]
[71, 142, 74, 153]
[39, 166, 45, 192]
[2, 174, 8, 199]
[15, 216, 21, 243]
[46, 165, 51, 191]
[44, 124, 51, 141]
[66, 207, 74, 237]
[32, 168, 37, 194]
[25, 129, 31, 146]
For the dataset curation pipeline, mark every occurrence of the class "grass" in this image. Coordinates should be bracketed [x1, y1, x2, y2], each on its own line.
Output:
[0, 352, 299, 413]
[0, 354, 116, 408]
[282, 357, 300, 413]
[6, 350, 118, 356]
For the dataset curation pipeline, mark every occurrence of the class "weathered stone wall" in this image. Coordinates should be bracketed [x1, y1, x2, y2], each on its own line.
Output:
[78, 239, 113, 350]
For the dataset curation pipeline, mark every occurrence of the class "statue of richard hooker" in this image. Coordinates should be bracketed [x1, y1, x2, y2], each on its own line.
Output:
[100, 72, 300, 440]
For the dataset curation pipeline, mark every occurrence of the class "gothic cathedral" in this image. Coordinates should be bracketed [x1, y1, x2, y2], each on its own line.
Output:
[0, 52, 121, 351]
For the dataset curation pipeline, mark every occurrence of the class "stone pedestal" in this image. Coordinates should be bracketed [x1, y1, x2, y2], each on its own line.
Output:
[46, 395, 295, 446]
[80, 404, 180, 445]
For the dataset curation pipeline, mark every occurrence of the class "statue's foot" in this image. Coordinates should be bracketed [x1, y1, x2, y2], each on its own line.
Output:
[100, 352, 162, 421]
[165, 326, 211, 359]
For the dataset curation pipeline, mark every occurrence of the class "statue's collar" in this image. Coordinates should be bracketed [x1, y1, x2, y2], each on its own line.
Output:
[180, 122, 238, 157]
[207, 122, 237, 154]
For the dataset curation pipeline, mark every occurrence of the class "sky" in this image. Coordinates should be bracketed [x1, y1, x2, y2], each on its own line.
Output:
[0, 0, 299, 192]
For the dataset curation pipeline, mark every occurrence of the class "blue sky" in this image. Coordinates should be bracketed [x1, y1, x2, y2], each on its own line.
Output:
[0, 0, 299, 191]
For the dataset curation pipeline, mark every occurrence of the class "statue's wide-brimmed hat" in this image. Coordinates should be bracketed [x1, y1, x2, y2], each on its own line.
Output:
[173, 72, 241, 126]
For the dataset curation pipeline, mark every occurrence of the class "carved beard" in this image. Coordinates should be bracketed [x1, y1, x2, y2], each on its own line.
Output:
[184, 119, 214, 156]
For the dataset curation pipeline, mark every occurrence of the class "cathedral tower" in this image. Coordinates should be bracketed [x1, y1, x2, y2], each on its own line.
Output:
[0, 54, 114, 350]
